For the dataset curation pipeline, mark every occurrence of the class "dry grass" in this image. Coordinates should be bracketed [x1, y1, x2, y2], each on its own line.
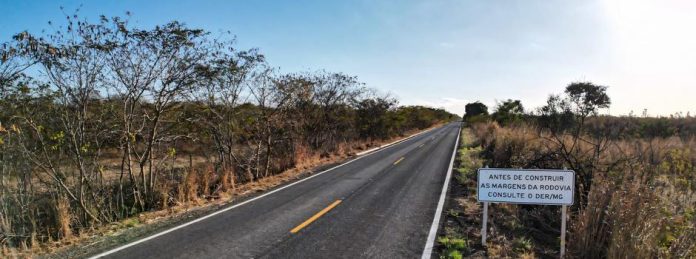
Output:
[55, 198, 72, 240]
[469, 121, 696, 258]
[1, 123, 443, 257]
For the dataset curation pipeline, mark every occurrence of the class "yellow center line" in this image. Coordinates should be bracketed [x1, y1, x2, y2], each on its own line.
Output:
[394, 157, 405, 165]
[290, 200, 342, 234]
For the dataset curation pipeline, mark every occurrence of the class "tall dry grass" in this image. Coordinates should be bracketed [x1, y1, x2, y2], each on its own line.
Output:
[470, 122, 696, 258]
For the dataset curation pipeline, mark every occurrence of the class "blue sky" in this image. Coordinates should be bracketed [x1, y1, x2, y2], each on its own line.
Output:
[2, 0, 694, 116]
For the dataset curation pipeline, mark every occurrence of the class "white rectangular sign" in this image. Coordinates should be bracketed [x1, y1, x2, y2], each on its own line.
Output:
[477, 168, 575, 205]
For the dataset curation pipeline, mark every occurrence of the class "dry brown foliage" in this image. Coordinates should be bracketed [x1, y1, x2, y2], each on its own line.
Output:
[470, 121, 696, 258]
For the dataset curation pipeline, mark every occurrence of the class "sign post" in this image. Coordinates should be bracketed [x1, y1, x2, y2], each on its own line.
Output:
[481, 201, 488, 246]
[561, 204, 567, 258]
[477, 168, 574, 258]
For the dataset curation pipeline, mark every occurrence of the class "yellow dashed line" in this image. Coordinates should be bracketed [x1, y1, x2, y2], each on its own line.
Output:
[394, 157, 405, 165]
[290, 200, 342, 234]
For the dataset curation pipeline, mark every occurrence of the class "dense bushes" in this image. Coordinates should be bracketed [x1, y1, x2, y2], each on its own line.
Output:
[584, 116, 696, 140]
[0, 14, 457, 252]
[463, 101, 489, 123]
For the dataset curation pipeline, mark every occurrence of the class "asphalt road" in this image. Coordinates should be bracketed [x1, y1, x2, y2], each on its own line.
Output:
[93, 122, 461, 259]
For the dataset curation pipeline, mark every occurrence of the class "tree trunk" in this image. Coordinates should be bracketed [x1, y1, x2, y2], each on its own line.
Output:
[264, 134, 272, 178]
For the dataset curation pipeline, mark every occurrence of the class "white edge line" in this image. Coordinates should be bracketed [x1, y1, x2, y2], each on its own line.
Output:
[89, 125, 443, 258]
[355, 147, 379, 156]
[421, 125, 461, 259]
[355, 126, 437, 156]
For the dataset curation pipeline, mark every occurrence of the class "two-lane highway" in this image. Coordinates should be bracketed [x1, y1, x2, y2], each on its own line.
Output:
[92, 122, 461, 259]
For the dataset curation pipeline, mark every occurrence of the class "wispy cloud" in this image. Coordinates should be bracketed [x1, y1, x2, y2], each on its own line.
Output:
[408, 97, 469, 116]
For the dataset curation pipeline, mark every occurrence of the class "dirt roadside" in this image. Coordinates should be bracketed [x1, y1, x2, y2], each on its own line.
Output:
[435, 127, 558, 259]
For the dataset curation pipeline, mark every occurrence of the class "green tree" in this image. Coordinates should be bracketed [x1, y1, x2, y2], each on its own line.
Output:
[464, 101, 488, 122]
[492, 99, 524, 126]
[565, 82, 611, 118]
[356, 96, 397, 139]
[537, 81, 611, 207]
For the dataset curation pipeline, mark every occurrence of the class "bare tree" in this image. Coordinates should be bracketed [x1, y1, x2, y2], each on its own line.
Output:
[196, 44, 266, 188]
[0, 35, 36, 90]
[0, 12, 459, 251]
[103, 17, 209, 211]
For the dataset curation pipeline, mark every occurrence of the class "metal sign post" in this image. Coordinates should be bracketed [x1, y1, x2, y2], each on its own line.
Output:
[560, 167, 568, 258]
[560, 204, 567, 258]
[481, 165, 488, 247]
[481, 201, 488, 246]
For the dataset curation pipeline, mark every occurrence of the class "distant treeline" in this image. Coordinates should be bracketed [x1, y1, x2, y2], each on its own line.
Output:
[0, 13, 456, 250]
[463, 95, 696, 140]
[584, 116, 696, 139]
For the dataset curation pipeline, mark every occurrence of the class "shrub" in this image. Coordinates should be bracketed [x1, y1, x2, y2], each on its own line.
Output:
[438, 236, 469, 255]
[446, 249, 463, 259]
[512, 237, 533, 253]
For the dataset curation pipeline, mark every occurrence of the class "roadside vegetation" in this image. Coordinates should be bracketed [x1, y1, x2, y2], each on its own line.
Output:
[440, 82, 696, 258]
[437, 128, 485, 258]
[0, 12, 458, 256]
